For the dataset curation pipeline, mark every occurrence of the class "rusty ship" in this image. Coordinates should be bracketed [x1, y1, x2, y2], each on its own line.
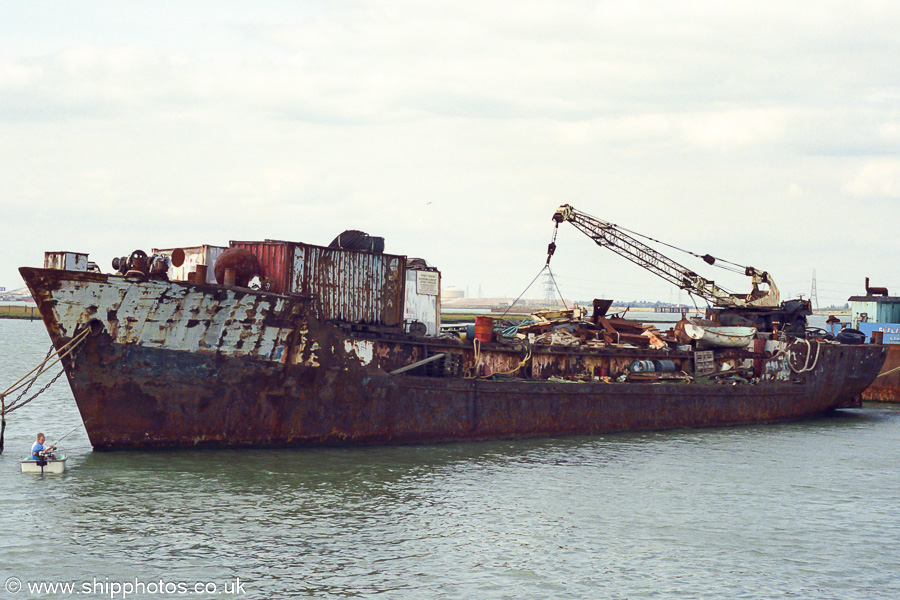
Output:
[18, 206, 888, 450]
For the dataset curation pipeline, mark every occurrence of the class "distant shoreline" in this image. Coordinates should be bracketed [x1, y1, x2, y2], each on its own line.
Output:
[0, 305, 40, 320]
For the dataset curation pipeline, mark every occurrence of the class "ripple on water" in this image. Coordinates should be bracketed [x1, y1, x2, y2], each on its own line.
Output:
[2, 321, 900, 598]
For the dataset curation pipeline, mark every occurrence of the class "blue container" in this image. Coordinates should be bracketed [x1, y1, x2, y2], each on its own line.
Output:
[629, 360, 655, 373]
[653, 360, 677, 372]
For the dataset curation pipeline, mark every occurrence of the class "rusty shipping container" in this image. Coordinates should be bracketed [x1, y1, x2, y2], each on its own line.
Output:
[228, 240, 293, 294]
[231, 239, 406, 327]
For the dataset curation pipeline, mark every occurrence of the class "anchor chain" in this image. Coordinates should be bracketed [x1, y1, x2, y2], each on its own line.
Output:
[0, 325, 92, 453]
[2, 367, 68, 415]
[4, 345, 54, 411]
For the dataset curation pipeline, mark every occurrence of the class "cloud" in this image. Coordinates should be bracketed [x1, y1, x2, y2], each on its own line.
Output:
[844, 160, 900, 198]
[678, 108, 789, 148]
[2, 1, 900, 305]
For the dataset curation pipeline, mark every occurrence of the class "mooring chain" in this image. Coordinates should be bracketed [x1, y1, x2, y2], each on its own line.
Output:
[6, 345, 55, 409]
[3, 368, 68, 415]
[0, 324, 92, 453]
[0, 326, 92, 417]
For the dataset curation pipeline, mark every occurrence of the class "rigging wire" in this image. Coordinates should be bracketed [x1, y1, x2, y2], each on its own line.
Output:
[688, 291, 706, 314]
[548, 212, 749, 307]
[546, 266, 569, 310]
[611, 221, 748, 274]
[497, 265, 550, 320]
[562, 222, 747, 297]
[553, 266, 741, 299]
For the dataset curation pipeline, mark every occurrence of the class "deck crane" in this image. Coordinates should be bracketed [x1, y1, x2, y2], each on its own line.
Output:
[547, 204, 781, 310]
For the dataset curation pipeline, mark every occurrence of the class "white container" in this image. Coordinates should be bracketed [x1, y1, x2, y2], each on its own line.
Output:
[44, 252, 88, 271]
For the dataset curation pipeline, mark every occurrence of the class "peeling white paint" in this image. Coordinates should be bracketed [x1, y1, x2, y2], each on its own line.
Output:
[345, 339, 375, 366]
[47, 275, 307, 365]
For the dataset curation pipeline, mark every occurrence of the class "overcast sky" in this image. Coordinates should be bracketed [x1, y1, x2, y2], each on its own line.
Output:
[2, 1, 898, 307]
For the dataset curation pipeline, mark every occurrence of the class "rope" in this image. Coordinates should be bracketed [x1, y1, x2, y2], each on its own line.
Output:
[877, 364, 900, 378]
[2, 369, 68, 415]
[497, 255, 571, 323]
[463, 338, 483, 379]
[1, 327, 91, 399]
[490, 342, 533, 377]
[787, 339, 822, 374]
[534, 330, 581, 347]
[501, 318, 535, 338]
[1, 326, 91, 416]
[9, 345, 54, 406]
[464, 337, 533, 379]
[0, 326, 91, 454]
[688, 291, 706, 313]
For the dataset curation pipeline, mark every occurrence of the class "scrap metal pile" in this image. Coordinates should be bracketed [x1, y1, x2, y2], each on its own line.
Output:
[492, 300, 771, 384]
[504, 300, 676, 351]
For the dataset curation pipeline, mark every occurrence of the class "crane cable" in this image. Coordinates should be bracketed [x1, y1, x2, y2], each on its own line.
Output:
[547, 266, 569, 310]
[500, 222, 572, 321]
[612, 221, 747, 275]
[549, 217, 735, 305]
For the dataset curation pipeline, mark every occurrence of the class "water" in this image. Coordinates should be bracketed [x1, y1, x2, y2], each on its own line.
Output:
[1, 319, 899, 599]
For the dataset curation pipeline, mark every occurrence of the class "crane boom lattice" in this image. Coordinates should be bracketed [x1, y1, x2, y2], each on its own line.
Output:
[551, 204, 780, 309]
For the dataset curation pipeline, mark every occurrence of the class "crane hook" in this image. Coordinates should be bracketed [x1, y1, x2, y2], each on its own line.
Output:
[546, 222, 559, 265]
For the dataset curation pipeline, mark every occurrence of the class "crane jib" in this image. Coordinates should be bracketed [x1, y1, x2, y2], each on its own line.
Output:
[551, 204, 780, 309]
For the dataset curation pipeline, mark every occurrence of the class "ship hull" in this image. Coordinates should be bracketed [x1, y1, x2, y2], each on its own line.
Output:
[20, 267, 888, 450]
[66, 340, 886, 449]
[861, 344, 900, 402]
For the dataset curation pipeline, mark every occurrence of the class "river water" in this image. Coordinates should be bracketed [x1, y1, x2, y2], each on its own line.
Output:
[1, 318, 899, 599]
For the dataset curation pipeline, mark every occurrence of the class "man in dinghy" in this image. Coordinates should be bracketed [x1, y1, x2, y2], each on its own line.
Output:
[30, 432, 55, 461]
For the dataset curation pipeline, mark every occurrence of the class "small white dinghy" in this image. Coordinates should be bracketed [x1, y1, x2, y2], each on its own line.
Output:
[683, 319, 757, 349]
[20, 454, 67, 474]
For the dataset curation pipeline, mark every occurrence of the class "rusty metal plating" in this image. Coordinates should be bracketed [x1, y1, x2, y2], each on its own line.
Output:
[18, 264, 888, 450]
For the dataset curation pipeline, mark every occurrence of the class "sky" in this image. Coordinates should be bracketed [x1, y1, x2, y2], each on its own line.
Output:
[1, 1, 899, 308]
